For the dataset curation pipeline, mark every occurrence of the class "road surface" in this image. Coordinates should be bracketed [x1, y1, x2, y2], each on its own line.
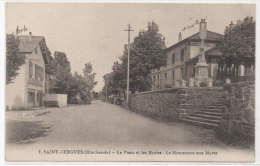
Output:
[5, 100, 254, 161]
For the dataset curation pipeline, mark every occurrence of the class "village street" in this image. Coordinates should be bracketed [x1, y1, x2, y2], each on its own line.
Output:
[5, 100, 253, 161]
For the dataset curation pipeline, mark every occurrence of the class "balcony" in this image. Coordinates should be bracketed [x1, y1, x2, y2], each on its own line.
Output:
[28, 78, 43, 87]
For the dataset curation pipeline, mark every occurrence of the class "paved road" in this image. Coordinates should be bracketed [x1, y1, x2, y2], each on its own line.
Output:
[5, 100, 253, 161]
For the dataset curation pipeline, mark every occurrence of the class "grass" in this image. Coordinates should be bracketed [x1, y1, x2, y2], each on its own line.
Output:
[6, 120, 51, 144]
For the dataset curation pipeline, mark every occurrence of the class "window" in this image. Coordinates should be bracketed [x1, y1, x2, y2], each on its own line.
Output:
[39, 67, 44, 81]
[29, 61, 33, 78]
[193, 66, 195, 77]
[181, 48, 184, 62]
[35, 64, 44, 81]
[165, 73, 168, 87]
[157, 75, 160, 87]
[172, 70, 175, 83]
[181, 67, 184, 79]
[35, 64, 37, 79]
[172, 54, 175, 64]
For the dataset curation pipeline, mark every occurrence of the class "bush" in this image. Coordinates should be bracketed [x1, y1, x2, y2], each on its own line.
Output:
[69, 96, 82, 104]
[165, 84, 172, 89]
[200, 81, 207, 87]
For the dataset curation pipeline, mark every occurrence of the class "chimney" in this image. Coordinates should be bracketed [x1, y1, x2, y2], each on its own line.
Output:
[178, 32, 182, 42]
[199, 18, 207, 40]
[28, 32, 32, 41]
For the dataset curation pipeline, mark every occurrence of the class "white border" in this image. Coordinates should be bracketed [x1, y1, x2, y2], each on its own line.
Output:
[0, 0, 259, 166]
[0, 0, 6, 165]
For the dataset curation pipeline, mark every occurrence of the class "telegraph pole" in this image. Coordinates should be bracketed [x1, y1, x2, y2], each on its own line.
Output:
[106, 83, 108, 101]
[124, 24, 134, 105]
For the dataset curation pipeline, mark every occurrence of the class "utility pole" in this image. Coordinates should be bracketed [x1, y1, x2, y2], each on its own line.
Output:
[124, 24, 134, 105]
[105, 83, 108, 101]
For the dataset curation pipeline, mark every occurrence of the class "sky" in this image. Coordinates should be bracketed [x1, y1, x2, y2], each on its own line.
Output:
[6, 3, 255, 92]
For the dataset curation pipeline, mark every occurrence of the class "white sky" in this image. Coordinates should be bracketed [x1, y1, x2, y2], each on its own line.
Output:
[6, 3, 255, 91]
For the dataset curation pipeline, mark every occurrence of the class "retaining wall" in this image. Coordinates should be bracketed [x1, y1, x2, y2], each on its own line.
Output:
[217, 80, 255, 145]
[129, 87, 223, 120]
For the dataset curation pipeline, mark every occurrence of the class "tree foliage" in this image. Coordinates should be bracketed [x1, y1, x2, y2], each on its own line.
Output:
[49, 51, 72, 94]
[217, 17, 255, 66]
[74, 62, 97, 103]
[47, 51, 97, 103]
[6, 34, 25, 84]
[83, 62, 97, 91]
[103, 21, 166, 95]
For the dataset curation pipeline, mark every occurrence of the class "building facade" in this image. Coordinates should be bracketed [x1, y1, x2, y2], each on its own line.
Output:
[6, 32, 50, 110]
[150, 19, 223, 91]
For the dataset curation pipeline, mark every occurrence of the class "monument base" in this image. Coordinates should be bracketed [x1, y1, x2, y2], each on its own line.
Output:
[194, 63, 208, 87]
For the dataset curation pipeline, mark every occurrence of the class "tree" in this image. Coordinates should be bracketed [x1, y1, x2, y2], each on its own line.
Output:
[68, 62, 97, 104]
[92, 91, 99, 99]
[6, 34, 25, 84]
[46, 51, 97, 103]
[83, 62, 97, 91]
[81, 62, 97, 103]
[217, 17, 255, 67]
[49, 51, 72, 94]
[108, 21, 167, 93]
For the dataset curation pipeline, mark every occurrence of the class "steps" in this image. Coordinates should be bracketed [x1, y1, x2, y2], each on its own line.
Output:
[182, 105, 223, 129]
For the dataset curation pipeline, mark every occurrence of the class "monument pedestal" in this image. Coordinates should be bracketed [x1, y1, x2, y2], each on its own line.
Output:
[194, 62, 208, 87]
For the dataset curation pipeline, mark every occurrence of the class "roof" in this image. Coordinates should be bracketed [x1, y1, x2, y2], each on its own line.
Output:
[166, 30, 224, 52]
[16, 35, 43, 52]
[185, 46, 222, 64]
[15, 35, 50, 64]
[205, 47, 222, 56]
[189, 30, 224, 41]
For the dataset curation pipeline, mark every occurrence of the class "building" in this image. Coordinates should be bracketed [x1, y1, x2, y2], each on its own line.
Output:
[150, 19, 223, 91]
[6, 32, 50, 110]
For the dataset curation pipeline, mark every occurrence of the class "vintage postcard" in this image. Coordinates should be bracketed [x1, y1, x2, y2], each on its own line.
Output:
[4, 2, 256, 162]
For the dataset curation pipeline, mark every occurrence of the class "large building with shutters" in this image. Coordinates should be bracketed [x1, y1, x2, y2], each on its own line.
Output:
[150, 19, 223, 91]
[6, 32, 50, 110]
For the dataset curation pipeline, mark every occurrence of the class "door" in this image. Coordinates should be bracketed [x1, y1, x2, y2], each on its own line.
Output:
[37, 91, 43, 107]
[28, 89, 35, 108]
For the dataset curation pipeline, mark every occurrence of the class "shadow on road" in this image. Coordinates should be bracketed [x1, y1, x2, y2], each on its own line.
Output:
[6, 120, 51, 144]
[35, 111, 51, 116]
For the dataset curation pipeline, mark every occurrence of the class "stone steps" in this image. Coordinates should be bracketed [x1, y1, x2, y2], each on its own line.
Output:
[192, 113, 221, 120]
[182, 104, 223, 130]
[203, 106, 222, 110]
[185, 116, 220, 125]
[182, 119, 220, 129]
[196, 111, 222, 116]
[201, 108, 222, 113]
[205, 105, 222, 108]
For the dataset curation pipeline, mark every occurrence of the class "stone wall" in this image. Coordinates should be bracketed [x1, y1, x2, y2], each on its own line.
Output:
[217, 80, 255, 146]
[129, 88, 180, 121]
[129, 87, 223, 120]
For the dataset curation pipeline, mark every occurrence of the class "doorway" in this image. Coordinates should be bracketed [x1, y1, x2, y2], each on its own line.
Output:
[37, 90, 43, 107]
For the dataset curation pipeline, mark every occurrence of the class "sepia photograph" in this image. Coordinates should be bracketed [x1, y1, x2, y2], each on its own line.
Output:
[4, 2, 256, 162]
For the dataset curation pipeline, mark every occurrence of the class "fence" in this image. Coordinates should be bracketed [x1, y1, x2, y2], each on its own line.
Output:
[214, 64, 255, 86]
